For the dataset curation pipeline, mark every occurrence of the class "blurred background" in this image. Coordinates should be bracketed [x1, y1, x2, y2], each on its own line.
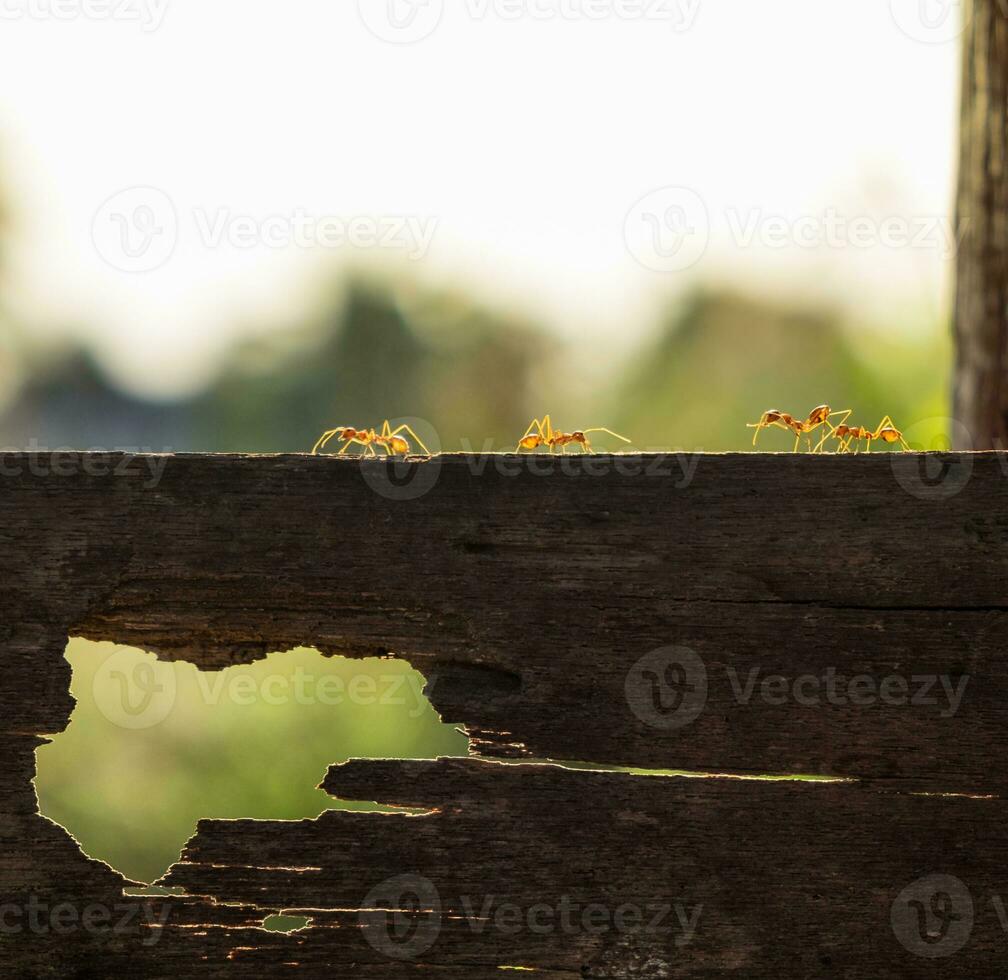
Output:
[8, 0, 958, 886]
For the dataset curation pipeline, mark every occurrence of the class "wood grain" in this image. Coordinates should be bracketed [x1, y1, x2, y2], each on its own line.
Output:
[156, 758, 1008, 977]
[955, 0, 1008, 448]
[3, 452, 1008, 977]
[2, 452, 1006, 788]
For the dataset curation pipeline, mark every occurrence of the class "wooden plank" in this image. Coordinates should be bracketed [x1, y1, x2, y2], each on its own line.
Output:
[1, 452, 1007, 790]
[2, 453, 1008, 977]
[152, 757, 1008, 977]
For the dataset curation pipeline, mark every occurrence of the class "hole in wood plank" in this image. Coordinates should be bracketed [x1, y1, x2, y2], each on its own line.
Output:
[34, 638, 468, 885]
[261, 914, 312, 933]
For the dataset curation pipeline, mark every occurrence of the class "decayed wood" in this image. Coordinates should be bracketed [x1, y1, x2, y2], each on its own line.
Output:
[3, 452, 1008, 977]
[2, 452, 1007, 790]
[954, 0, 1008, 448]
[152, 758, 1008, 977]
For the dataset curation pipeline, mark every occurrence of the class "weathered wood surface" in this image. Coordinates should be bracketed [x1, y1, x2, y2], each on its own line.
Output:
[161, 758, 1008, 978]
[3, 452, 1008, 789]
[4, 452, 1008, 977]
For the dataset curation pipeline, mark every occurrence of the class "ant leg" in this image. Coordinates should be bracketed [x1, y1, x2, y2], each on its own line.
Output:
[338, 440, 355, 455]
[312, 430, 340, 455]
[517, 417, 546, 452]
[583, 428, 631, 445]
[519, 419, 540, 441]
[389, 424, 431, 456]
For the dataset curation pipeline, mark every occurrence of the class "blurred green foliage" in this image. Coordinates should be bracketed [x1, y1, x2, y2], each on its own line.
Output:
[35, 641, 467, 884]
[612, 289, 950, 452]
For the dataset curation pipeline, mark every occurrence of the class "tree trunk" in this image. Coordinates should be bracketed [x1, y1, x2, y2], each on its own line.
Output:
[954, 0, 1008, 448]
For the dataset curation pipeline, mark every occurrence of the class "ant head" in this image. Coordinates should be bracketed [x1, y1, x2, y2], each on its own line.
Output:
[337, 427, 358, 439]
[878, 427, 901, 444]
[571, 431, 586, 440]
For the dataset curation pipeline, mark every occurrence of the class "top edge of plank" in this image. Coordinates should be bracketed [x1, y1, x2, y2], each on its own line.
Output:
[0, 450, 1001, 462]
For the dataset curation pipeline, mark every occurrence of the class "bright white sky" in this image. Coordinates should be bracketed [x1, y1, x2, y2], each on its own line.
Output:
[0, 0, 961, 395]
